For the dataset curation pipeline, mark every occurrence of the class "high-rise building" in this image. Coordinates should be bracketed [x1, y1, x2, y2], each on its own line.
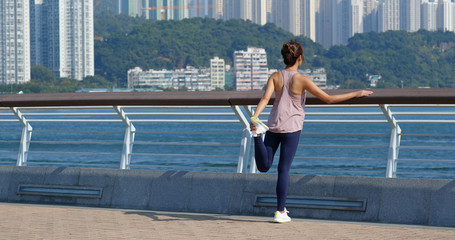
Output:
[350, 0, 364, 38]
[31, 0, 94, 80]
[332, 0, 347, 45]
[421, 0, 438, 31]
[301, 0, 316, 41]
[332, 0, 360, 46]
[187, 0, 215, 19]
[438, 0, 454, 32]
[233, 47, 268, 91]
[142, 0, 165, 20]
[210, 56, 225, 90]
[316, 0, 334, 48]
[378, 0, 400, 32]
[212, 0, 224, 19]
[0, 0, 31, 85]
[266, 0, 273, 20]
[116, 0, 143, 17]
[223, 0, 266, 25]
[363, 0, 378, 33]
[252, 0, 267, 25]
[271, 0, 301, 35]
[400, 0, 421, 32]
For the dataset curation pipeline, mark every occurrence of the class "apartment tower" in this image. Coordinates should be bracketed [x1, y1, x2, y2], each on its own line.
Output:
[31, 0, 94, 80]
[210, 56, 225, 90]
[0, 0, 31, 84]
[233, 47, 268, 91]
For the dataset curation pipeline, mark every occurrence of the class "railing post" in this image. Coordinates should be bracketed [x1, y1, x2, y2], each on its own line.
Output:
[115, 106, 136, 170]
[10, 107, 32, 166]
[231, 105, 252, 173]
[380, 104, 401, 178]
[243, 105, 258, 173]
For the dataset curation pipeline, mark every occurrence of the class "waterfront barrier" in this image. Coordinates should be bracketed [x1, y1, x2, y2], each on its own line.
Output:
[1, 89, 455, 178]
[1, 166, 454, 227]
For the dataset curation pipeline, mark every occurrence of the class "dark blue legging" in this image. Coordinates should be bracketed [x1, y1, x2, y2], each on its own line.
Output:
[254, 130, 301, 211]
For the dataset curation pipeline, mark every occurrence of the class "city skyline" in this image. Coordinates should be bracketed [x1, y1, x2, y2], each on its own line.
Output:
[98, 0, 455, 48]
[1, 0, 454, 86]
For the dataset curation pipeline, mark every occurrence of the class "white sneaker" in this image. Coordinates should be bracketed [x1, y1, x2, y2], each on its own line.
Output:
[273, 208, 291, 223]
[251, 117, 269, 137]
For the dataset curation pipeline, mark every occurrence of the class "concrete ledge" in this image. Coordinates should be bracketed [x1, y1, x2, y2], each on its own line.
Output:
[0, 166, 454, 227]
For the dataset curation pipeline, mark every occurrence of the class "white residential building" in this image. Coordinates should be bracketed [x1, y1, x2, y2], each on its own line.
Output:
[421, 0, 438, 31]
[233, 47, 268, 91]
[301, 0, 316, 42]
[127, 66, 212, 91]
[378, 0, 400, 32]
[0, 0, 31, 84]
[31, 0, 94, 80]
[350, 0, 364, 39]
[400, 0, 421, 32]
[438, 0, 455, 32]
[210, 57, 225, 90]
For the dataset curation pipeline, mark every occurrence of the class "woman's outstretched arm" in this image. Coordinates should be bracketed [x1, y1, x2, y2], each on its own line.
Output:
[300, 75, 373, 104]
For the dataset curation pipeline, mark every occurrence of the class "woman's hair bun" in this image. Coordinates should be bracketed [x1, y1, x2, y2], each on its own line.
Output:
[281, 40, 304, 66]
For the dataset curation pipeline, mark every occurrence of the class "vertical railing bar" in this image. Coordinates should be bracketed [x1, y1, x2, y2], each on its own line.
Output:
[115, 106, 136, 170]
[243, 105, 258, 173]
[380, 104, 400, 178]
[10, 107, 33, 166]
[231, 105, 251, 173]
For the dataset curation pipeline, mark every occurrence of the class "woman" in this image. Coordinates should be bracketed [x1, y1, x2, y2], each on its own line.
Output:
[250, 40, 373, 223]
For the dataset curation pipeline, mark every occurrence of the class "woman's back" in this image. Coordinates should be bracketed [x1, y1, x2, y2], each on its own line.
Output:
[267, 70, 306, 133]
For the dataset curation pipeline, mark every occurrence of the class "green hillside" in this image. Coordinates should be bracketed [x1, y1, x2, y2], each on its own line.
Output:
[328, 30, 455, 88]
[95, 13, 455, 88]
[94, 13, 324, 87]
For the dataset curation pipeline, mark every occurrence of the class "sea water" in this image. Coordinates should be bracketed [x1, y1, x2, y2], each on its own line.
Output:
[0, 106, 454, 179]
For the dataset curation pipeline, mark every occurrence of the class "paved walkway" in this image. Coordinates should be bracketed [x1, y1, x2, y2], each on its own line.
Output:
[0, 203, 453, 240]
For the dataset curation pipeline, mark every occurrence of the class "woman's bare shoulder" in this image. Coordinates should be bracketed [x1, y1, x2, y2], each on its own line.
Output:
[293, 72, 312, 83]
[270, 71, 281, 78]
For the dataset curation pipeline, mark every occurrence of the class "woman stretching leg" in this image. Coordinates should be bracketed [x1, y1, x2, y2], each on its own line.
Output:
[250, 40, 373, 223]
[254, 131, 300, 212]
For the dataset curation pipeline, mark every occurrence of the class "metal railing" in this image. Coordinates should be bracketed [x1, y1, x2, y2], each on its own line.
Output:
[0, 89, 455, 178]
[1, 101, 454, 179]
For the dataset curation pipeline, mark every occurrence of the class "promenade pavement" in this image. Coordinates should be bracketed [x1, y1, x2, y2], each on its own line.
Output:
[0, 203, 453, 240]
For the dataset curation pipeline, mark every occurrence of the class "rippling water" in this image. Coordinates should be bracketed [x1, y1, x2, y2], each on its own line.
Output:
[1, 106, 454, 179]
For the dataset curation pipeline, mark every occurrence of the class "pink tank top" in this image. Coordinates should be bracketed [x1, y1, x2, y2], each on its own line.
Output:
[267, 69, 306, 133]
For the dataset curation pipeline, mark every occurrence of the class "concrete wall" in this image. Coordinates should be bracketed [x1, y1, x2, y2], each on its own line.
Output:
[0, 166, 454, 227]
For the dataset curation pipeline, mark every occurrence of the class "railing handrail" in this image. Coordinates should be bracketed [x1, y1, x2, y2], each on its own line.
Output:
[1, 88, 455, 107]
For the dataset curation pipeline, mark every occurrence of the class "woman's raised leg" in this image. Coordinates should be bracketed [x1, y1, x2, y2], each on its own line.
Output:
[253, 131, 280, 173]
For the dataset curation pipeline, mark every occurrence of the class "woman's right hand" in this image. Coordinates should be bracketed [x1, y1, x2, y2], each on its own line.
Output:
[356, 90, 374, 97]
[250, 121, 257, 132]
